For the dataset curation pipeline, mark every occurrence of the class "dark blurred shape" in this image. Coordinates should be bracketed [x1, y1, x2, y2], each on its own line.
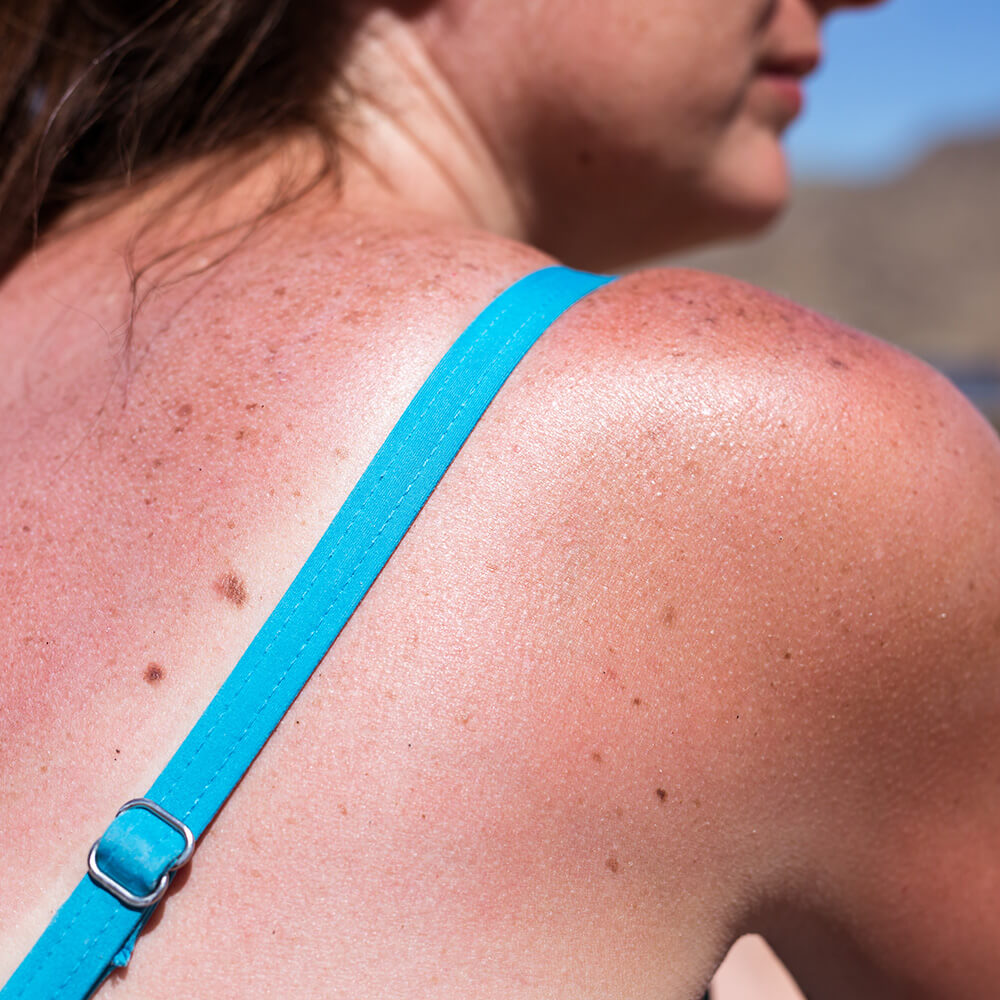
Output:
[673, 132, 1000, 428]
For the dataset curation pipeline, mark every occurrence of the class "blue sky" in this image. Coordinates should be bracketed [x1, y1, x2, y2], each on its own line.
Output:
[787, 0, 1000, 181]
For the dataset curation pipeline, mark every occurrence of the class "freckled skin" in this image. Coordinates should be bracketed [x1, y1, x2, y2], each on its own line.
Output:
[3, 218, 997, 1000]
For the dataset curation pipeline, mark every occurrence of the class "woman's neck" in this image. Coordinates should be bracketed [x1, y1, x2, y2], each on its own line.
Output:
[334, 10, 525, 240]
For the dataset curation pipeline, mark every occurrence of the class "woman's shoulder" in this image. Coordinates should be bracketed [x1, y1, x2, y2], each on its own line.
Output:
[434, 247, 1000, 986]
[541, 263, 1000, 989]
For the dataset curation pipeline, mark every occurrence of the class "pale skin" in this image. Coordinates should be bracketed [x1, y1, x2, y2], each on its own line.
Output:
[1, 1, 998, 998]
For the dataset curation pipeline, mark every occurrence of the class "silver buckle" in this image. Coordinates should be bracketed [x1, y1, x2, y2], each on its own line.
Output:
[87, 798, 196, 909]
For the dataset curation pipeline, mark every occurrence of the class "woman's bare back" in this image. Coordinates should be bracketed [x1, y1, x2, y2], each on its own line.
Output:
[4, 198, 1000, 998]
[1, 212, 728, 997]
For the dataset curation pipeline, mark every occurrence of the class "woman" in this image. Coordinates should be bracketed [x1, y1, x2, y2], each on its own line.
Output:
[2, 1, 998, 998]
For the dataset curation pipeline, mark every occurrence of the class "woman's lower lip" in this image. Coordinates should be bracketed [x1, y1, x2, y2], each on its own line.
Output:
[758, 72, 805, 119]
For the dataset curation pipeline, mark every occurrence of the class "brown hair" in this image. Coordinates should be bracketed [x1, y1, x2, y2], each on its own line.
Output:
[0, 0, 357, 279]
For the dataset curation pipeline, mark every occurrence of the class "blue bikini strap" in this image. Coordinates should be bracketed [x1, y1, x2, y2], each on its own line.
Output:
[2, 266, 615, 1000]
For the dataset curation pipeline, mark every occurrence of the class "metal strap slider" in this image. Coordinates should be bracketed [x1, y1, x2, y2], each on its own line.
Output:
[87, 798, 195, 909]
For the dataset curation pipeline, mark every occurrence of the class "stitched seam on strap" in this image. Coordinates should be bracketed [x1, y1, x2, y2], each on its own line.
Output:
[11, 891, 99, 1000]
[159, 296, 518, 812]
[53, 910, 117, 1000]
[181, 299, 547, 821]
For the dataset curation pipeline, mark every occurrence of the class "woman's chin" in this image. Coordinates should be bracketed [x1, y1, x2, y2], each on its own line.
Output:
[688, 136, 794, 245]
[711, 187, 789, 241]
[624, 134, 796, 262]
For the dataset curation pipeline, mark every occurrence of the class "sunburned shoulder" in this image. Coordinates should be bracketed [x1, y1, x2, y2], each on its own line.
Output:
[533, 266, 1000, 996]
[542, 264, 1000, 767]
[539, 263, 1000, 524]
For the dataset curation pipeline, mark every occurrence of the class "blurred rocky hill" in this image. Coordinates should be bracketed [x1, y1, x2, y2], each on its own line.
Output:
[672, 132, 1000, 426]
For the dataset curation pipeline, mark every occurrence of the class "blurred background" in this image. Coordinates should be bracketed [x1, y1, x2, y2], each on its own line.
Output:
[671, 0, 1000, 428]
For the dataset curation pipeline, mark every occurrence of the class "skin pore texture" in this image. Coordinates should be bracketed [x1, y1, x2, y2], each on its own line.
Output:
[1, 1, 998, 998]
